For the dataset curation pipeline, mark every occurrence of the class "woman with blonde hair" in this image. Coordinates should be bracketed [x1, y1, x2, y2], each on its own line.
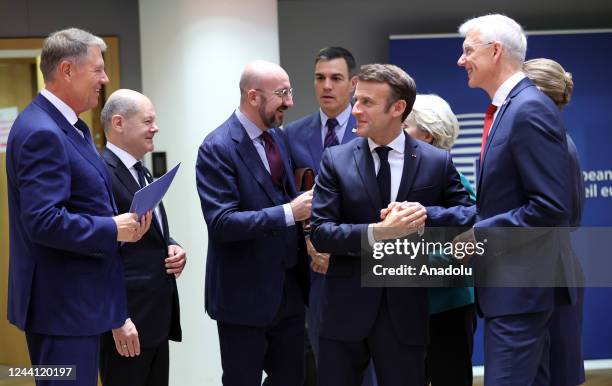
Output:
[524, 57, 585, 386]
[403, 94, 475, 386]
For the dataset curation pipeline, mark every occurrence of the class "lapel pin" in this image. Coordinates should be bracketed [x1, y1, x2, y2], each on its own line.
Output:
[411, 154, 417, 159]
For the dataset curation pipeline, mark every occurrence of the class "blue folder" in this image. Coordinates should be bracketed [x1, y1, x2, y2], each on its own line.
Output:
[130, 163, 180, 217]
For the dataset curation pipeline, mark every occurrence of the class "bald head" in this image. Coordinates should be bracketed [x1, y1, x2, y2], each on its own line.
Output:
[101, 89, 158, 159]
[237, 60, 294, 130]
[239, 60, 289, 104]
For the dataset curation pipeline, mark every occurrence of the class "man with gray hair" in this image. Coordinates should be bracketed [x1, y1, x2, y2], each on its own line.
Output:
[99, 89, 185, 386]
[427, 14, 577, 385]
[6, 28, 151, 385]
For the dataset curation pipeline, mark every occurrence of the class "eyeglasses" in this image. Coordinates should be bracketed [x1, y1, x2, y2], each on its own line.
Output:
[461, 41, 494, 57]
[255, 87, 293, 99]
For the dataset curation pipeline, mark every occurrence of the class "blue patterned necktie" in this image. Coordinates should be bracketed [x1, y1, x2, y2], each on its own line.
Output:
[324, 118, 339, 148]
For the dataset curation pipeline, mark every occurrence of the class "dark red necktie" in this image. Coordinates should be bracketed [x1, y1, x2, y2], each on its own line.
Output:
[260, 131, 285, 186]
[480, 103, 498, 161]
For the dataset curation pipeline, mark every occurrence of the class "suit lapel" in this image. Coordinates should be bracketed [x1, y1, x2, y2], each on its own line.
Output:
[101, 148, 141, 196]
[101, 147, 166, 240]
[231, 115, 282, 204]
[34, 94, 117, 213]
[477, 77, 534, 198]
[353, 137, 381, 208]
[341, 114, 358, 144]
[271, 128, 297, 197]
[396, 132, 421, 200]
[306, 113, 324, 169]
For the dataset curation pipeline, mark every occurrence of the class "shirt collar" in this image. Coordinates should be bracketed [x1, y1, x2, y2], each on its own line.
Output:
[235, 108, 265, 140]
[492, 71, 526, 107]
[106, 141, 139, 170]
[319, 104, 352, 129]
[40, 88, 78, 126]
[368, 130, 405, 155]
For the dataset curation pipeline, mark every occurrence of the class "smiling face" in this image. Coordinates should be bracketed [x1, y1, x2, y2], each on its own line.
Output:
[352, 80, 404, 145]
[457, 29, 496, 92]
[256, 71, 294, 129]
[69, 45, 109, 114]
[121, 96, 158, 160]
[314, 58, 355, 118]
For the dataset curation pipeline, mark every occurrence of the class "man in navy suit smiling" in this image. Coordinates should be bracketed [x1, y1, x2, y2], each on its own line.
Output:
[6, 28, 150, 386]
[197, 60, 312, 386]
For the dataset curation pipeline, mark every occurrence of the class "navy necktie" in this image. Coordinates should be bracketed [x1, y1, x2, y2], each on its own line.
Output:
[261, 131, 285, 187]
[74, 119, 97, 151]
[133, 161, 147, 188]
[324, 118, 339, 148]
[375, 146, 391, 209]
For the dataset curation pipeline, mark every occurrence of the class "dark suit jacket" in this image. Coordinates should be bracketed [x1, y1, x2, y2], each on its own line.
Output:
[428, 78, 578, 317]
[310, 132, 471, 344]
[284, 111, 357, 173]
[196, 112, 309, 326]
[101, 148, 181, 347]
[6, 93, 126, 335]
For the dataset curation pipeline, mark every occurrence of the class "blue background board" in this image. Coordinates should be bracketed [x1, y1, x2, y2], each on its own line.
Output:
[390, 31, 612, 365]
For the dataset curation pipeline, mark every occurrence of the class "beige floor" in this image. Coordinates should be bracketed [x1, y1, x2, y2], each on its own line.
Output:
[474, 369, 612, 386]
[2, 365, 612, 385]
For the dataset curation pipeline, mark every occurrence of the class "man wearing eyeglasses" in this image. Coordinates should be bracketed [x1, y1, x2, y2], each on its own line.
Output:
[196, 60, 312, 385]
[427, 14, 577, 385]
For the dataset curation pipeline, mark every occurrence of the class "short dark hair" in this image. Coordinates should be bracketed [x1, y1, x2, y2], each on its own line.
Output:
[315, 46, 356, 76]
[357, 64, 416, 121]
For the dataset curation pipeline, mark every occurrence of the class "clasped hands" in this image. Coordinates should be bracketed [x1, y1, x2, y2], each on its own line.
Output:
[374, 201, 427, 241]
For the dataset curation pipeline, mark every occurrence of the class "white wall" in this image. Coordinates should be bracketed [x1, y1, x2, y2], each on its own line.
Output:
[138, 0, 280, 384]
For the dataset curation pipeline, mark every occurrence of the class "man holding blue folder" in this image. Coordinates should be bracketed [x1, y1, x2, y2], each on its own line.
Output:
[99, 89, 186, 386]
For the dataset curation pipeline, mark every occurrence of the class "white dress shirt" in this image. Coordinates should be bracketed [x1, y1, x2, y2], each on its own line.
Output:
[105, 141, 164, 235]
[367, 130, 406, 245]
[319, 104, 353, 145]
[491, 71, 526, 124]
[40, 88, 83, 138]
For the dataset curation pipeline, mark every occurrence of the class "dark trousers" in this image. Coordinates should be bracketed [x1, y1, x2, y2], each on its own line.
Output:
[549, 287, 585, 386]
[318, 292, 425, 386]
[484, 310, 553, 386]
[99, 332, 169, 386]
[426, 304, 476, 386]
[218, 268, 305, 386]
[25, 332, 99, 386]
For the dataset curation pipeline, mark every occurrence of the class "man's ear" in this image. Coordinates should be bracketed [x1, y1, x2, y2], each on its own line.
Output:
[58, 60, 73, 81]
[111, 114, 124, 133]
[392, 99, 407, 118]
[350, 76, 358, 93]
[247, 89, 260, 106]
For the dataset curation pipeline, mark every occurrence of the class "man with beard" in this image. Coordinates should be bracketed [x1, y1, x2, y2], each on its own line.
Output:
[197, 60, 312, 385]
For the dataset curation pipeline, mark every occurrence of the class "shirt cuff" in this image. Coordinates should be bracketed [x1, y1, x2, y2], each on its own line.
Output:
[283, 203, 295, 226]
[367, 224, 376, 246]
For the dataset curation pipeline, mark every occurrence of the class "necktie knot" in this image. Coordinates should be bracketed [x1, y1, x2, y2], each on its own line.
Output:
[485, 103, 498, 118]
[374, 146, 391, 161]
[326, 118, 339, 130]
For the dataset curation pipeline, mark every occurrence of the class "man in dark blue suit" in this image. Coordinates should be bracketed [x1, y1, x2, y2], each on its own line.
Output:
[99, 89, 185, 386]
[428, 14, 578, 385]
[310, 64, 471, 386]
[283, 46, 358, 376]
[196, 60, 312, 386]
[6, 28, 151, 386]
